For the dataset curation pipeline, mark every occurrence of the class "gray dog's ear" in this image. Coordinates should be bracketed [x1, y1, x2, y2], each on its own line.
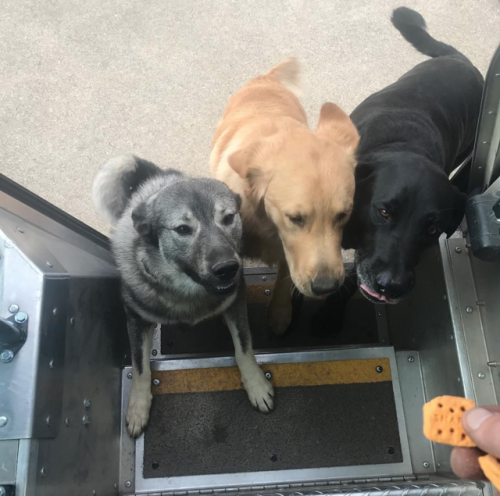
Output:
[131, 201, 158, 246]
[234, 193, 242, 211]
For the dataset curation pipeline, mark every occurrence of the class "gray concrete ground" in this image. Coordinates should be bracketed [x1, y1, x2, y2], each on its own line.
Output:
[1, 0, 499, 236]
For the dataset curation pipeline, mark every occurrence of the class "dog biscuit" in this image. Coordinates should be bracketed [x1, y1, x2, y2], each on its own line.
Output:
[423, 395, 476, 447]
[479, 455, 500, 490]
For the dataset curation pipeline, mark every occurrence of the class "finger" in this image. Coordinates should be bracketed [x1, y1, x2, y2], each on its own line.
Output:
[463, 407, 500, 459]
[451, 447, 485, 480]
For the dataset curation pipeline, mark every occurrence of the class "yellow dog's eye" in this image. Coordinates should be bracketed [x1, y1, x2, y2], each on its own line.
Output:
[288, 214, 304, 226]
[379, 208, 389, 219]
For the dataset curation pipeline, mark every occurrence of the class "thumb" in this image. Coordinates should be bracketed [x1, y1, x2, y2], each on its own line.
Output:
[463, 407, 500, 458]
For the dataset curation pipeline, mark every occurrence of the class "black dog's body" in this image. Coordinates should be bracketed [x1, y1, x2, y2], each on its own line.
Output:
[314, 8, 483, 332]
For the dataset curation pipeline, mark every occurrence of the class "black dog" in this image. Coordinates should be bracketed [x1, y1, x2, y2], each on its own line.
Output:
[314, 7, 483, 332]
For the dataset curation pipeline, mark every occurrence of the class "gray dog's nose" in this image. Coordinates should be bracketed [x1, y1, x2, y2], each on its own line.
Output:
[311, 277, 340, 296]
[212, 260, 239, 281]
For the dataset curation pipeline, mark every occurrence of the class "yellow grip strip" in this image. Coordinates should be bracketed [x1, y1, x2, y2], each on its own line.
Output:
[152, 358, 391, 395]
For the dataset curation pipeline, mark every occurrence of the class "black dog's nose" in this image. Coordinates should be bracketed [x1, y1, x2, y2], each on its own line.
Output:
[212, 260, 239, 281]
[311, 277, 340, 296]
[376, 271, 414, 300]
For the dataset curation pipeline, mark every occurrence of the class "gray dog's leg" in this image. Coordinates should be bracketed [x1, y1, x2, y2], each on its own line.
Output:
[224, 283, 275, 412]
[125, 306, 155, 438]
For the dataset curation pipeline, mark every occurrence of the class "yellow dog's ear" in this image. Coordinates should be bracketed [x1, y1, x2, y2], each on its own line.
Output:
[316, 102, 360, 155]
[228, 143, 272, 203]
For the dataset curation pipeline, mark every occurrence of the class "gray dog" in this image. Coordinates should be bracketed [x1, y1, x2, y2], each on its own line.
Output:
[93, 155, 274, 437]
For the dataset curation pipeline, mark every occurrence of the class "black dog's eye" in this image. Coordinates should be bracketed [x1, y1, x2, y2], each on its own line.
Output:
[287, 214, 305, 227]
[427, 225, 439, 236]
[379, 208, 389, 219]
[174, 225, 192, 235]
[223, 213, 235, 226]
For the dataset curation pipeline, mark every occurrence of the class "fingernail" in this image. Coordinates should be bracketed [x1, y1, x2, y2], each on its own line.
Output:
[464, 408, 494, 430]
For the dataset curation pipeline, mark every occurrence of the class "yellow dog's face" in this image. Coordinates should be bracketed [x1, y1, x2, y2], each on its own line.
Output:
[228, 103, 359, 297]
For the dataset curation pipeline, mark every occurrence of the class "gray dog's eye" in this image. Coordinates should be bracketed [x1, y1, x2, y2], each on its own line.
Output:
[223, 213, 235, 226]
[174, 225, 192, 235]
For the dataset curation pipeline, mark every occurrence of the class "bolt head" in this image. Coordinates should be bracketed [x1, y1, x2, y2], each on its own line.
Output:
[8, 304, 19, 314]
[125, 481, 131, 488]
[0, 416, 8, 427]
[82, 415, 91, 426]
[65, 418, 70, 427]
[70, 317, 75, 326]
[455, 247, 462, 253]
[46, 416, 51, 426]
[127, 372, 132, 380]
[478, 372, 486, 379]
[407, 356, 415, 363]
[0, 486, 6, 496]
[84, 398, 91, 408]
[375, 366, 384, 373]
[40, 467, 46, 477]
[49, 360, 55, 370]
[14, 311, 28, 323]
[52, 308, 58, 317]
[151, 349, 158, 356]
[264, 289, 271, 295]
[262, 276, 267, 281]
[46, 261, 53, 268]
[153, 378, 160, 387]
[423, 461, 430, 468]
[0, 350, 14, 363]
[265, 371, 272, 380]
[466, 306, 474, 314]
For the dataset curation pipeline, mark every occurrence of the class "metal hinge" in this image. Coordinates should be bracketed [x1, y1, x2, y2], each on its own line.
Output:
[151, 475, 419, 496]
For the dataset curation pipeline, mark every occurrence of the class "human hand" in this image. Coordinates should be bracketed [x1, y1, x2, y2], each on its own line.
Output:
[451, 406, 500, 493]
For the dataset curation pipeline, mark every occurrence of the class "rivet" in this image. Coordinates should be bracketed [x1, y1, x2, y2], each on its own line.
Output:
[49, 360, 54, 370]
[407, 356, 415, 363]
[8, 304, 19, 314]
[152, 460, 160, 470]
[264, 289, 271, 295]
[46, 416, 51, 426]
[265, 371, 272, 379]
[483, 141, 488, 145]
[466, 306, 474, 314]
[93, 491, 97, 496]
[83, 398, 91, 408]
[455, 247, 462, 253]
[0, 416, 8, 427]
[46, 261, 53, 268]
[82, 415, 91, 426]
[52, 308, 58, 317]
[0, 350, 14, 363]
[443, 294, 447, 300]
[16, 227, 24, 233]
[40, 467, 46, 477]
[478, 372, 486, 379]
[151, 349, 158, 356]
[14, 311, 28, 324]
[70, 317, 75, 326]
[262, 276, 267, 281]
[127, 372, 132, 380]
[269, 453, 278, 462]
[153, 378, 160, 386]
[375, 366, 383, 373]
[125, 481, 131, 488]
[477, 301, 486, 306]
[423, 461, 430, 468]
[65, 418, 70, 427]
[488, 361, 500, 367]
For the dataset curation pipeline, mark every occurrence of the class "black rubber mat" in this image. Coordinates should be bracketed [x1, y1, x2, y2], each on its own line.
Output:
[143, 381, 401, 478]
[160, 297, 377, 355]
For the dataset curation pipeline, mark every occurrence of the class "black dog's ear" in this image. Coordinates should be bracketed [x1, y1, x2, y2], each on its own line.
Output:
[131, 201, 158, 246]
[354, 160, 377, 182]
[445, 188, 467, 238]
[234, 193, 242, 211]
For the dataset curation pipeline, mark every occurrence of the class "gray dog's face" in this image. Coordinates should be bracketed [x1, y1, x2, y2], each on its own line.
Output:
[132, 178, 243, 296]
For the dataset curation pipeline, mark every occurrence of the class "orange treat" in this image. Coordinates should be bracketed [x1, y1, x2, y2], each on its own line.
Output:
[423, 395, 476, 447]
[479, 455, 500, 490]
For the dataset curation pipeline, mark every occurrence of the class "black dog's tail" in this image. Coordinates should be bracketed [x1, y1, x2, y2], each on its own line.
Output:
[92, 155, 165, 226]
[391, 7, 459, 58]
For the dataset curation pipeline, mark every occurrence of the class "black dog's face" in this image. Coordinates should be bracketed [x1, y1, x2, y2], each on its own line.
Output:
[343, 152, 466, 304]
